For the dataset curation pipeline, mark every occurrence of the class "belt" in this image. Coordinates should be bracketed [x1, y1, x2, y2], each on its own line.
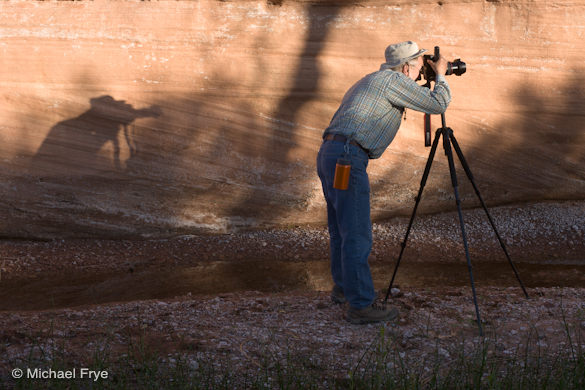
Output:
[323, 133, 368, 154]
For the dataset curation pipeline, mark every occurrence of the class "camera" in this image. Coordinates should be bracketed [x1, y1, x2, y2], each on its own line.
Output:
[421, 47, 466, 147]
[419, 46, 466, 84]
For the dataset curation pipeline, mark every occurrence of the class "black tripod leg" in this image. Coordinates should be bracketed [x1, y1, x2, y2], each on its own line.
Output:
[443, 129, 484, 336]
[449, 134, 529, 299]
[384, 129, 442, 303]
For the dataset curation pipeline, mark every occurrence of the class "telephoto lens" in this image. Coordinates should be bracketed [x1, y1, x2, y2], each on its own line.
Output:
[446, 59, 466, 76]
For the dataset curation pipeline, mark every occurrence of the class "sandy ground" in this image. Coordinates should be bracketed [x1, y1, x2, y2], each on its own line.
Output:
[0, 201, 584, 386]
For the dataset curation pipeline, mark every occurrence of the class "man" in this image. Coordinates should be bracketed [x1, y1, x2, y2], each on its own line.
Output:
[317, 41, 451, 324]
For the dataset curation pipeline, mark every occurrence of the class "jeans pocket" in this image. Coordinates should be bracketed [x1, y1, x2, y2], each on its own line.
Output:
[350, 154, 368, 173]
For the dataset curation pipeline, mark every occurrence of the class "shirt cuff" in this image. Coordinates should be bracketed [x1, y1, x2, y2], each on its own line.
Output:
[436, 74, 447, 84]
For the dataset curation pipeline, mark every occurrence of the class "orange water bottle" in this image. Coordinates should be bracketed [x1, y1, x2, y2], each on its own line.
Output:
[333, 158, 351, 190]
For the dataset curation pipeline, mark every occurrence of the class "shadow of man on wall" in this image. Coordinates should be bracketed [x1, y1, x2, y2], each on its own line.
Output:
[31, 95, 161, 176]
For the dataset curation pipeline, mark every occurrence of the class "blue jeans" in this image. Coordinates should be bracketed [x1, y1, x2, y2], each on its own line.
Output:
[317, 139, 376, 309]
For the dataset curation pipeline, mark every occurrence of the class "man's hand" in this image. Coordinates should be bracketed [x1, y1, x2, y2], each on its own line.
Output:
[429, 55, 448, 76]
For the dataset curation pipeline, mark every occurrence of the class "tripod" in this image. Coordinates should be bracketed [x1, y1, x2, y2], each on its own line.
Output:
[383, 113, 529, 336]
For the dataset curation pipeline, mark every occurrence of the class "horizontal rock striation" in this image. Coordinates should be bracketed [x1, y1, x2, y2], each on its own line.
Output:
[1, 0, 584, 238]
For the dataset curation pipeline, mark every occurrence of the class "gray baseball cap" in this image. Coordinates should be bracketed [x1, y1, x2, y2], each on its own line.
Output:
[384, 41, 427, 67]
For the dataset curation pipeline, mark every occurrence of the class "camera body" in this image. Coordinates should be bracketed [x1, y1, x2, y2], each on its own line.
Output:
[420, 46, 466, 84]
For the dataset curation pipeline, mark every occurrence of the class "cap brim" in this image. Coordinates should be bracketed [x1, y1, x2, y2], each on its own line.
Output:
[404, 48, 427, 62]
[383, 48, 427, 68]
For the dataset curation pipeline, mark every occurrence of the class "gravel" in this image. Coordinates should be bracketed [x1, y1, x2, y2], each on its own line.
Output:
[0, 200, 583, 385]
[2, 287, 585, 385]
[1, 200, 584, 281]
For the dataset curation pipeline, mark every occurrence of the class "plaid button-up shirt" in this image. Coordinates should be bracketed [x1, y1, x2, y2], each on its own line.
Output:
[323, 67, 451, 159]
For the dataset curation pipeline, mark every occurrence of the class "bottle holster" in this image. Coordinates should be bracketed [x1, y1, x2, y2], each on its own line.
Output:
[333, 140, 352, 190]
[333, 158, 351, 190]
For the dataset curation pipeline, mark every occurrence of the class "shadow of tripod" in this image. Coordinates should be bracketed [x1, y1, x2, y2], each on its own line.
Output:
[384, 113, 529, 336]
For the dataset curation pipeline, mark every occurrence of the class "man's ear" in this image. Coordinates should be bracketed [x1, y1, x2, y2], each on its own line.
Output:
[401, 63, 409, 76]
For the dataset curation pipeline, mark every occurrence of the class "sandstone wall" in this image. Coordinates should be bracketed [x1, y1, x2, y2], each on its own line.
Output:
[1, 0, 584, 238]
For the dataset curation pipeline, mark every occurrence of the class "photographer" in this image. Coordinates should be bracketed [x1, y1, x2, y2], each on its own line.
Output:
[317, 41, 451, 324]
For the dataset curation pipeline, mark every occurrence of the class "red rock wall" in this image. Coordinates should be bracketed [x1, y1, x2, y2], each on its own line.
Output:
[1, 0, 584, 238]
